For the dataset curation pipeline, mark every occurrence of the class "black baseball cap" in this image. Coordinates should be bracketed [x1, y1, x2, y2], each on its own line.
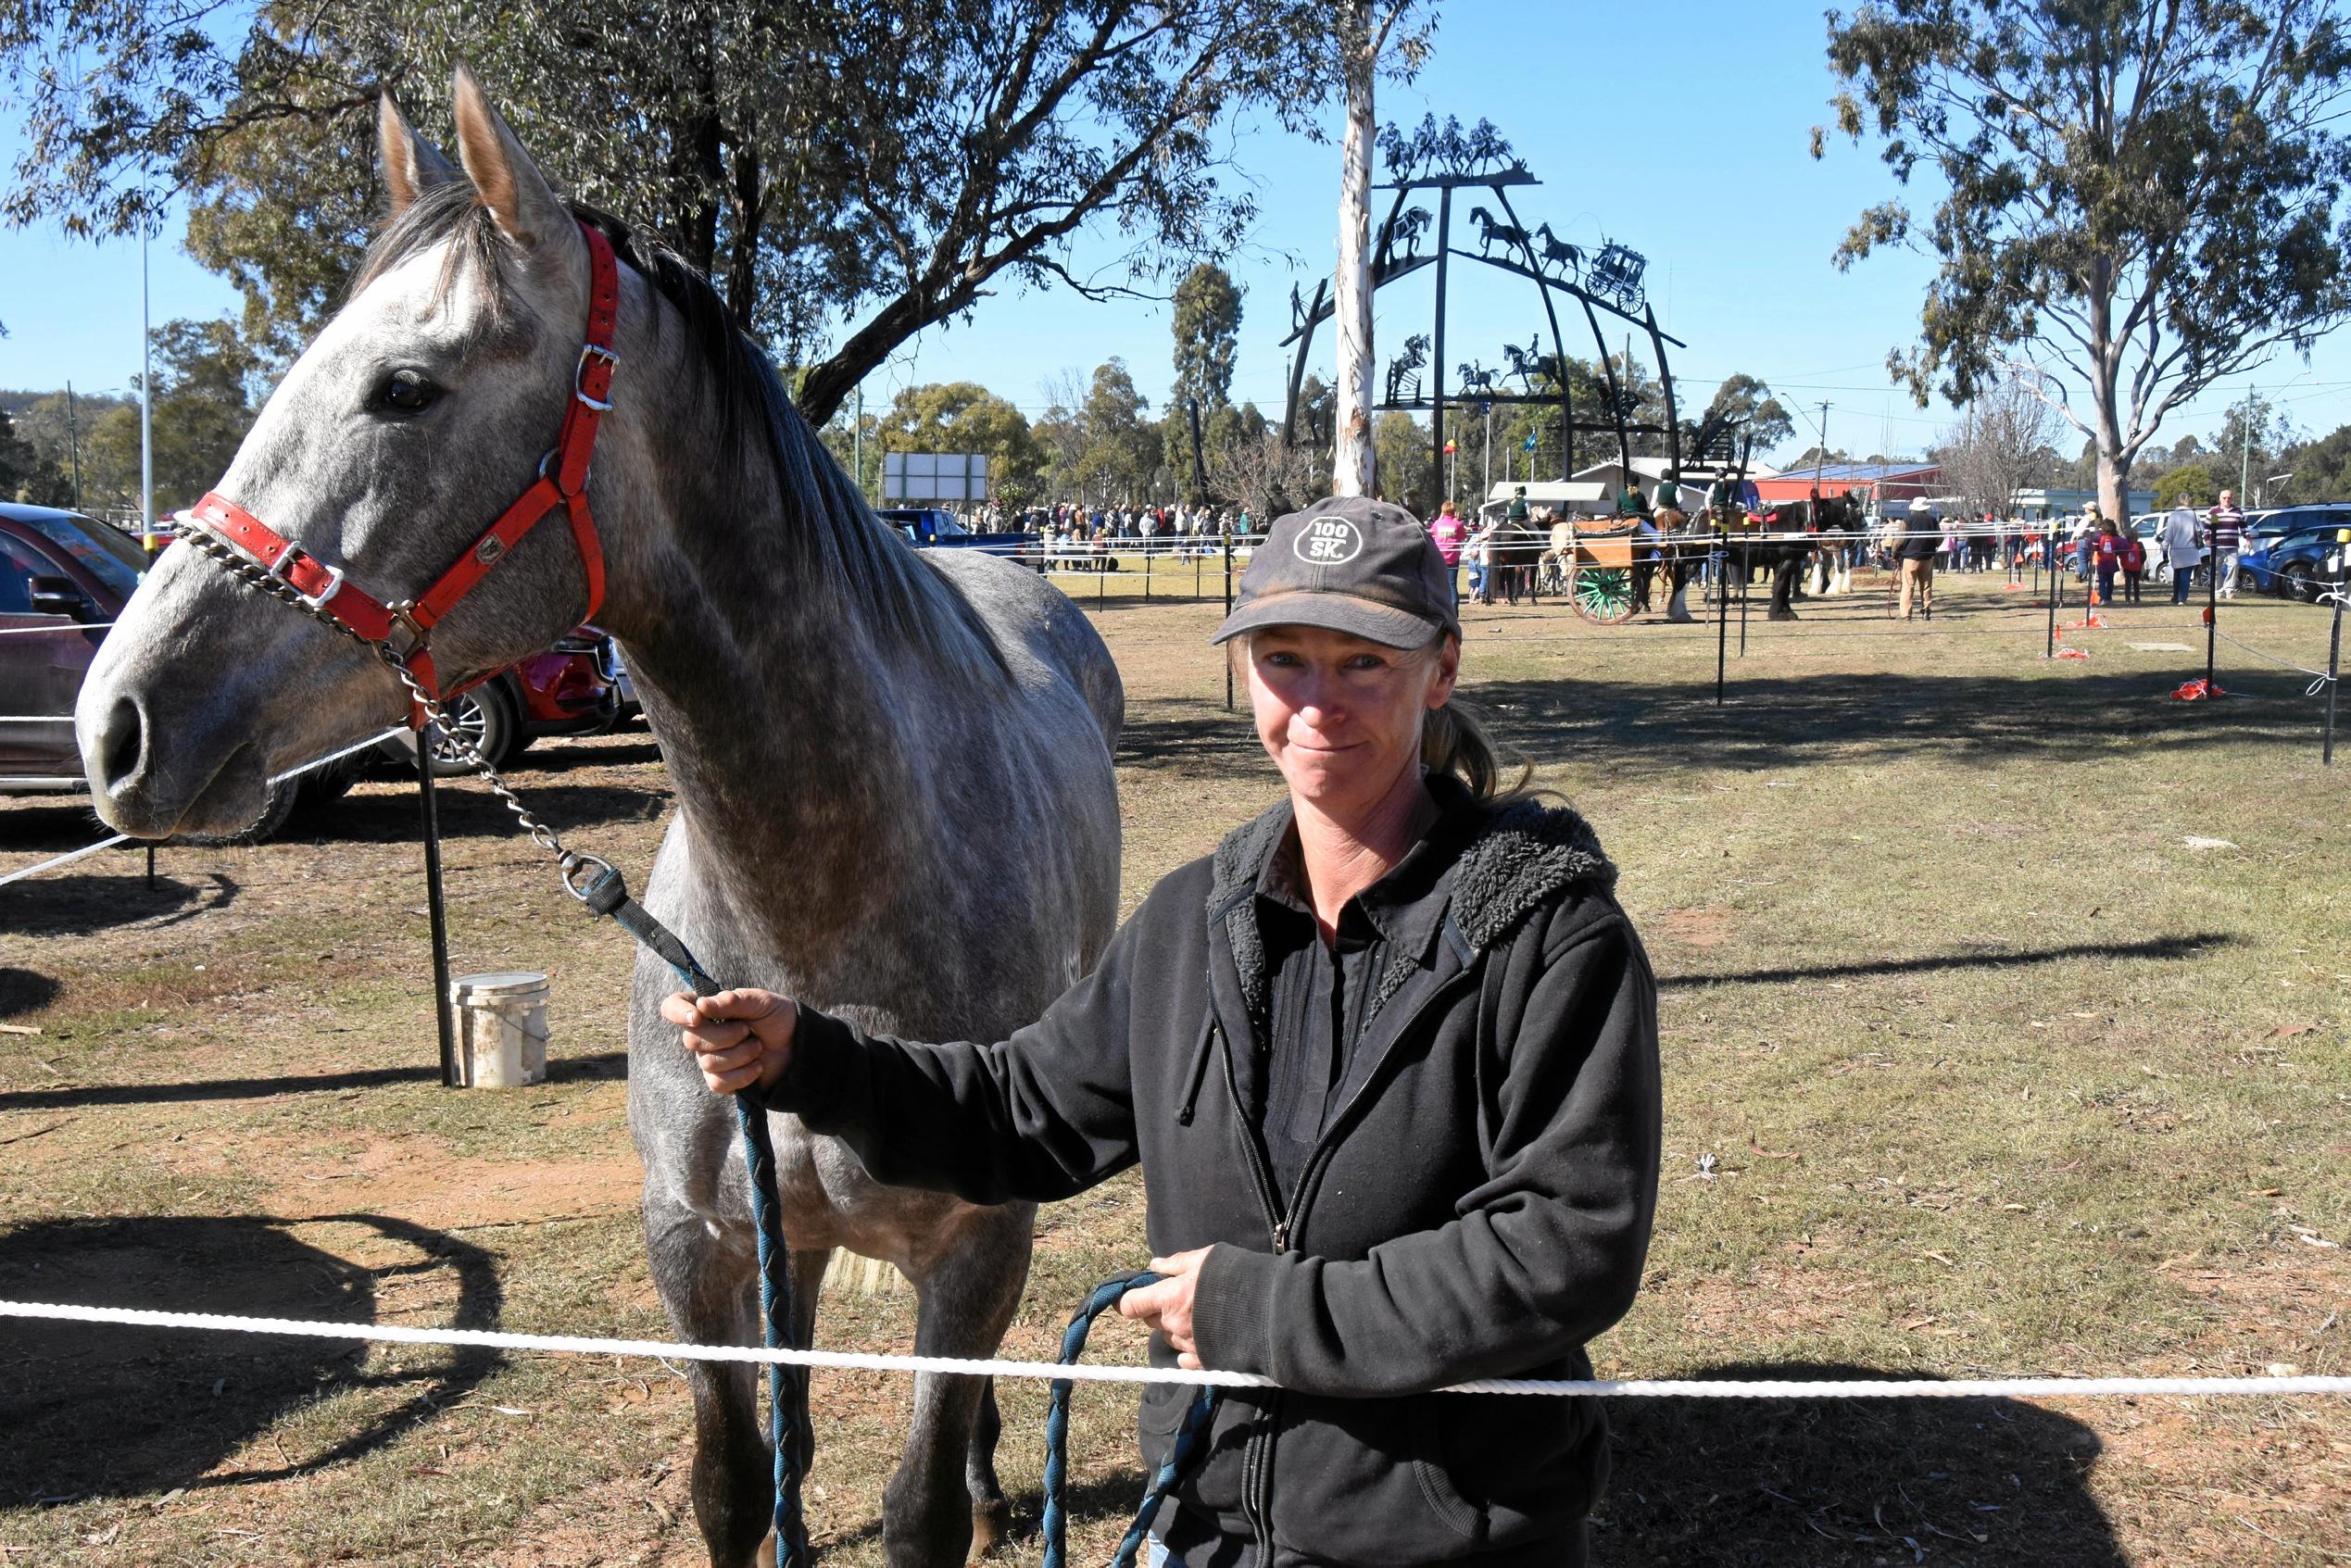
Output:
[1211, 495, 1459, 649]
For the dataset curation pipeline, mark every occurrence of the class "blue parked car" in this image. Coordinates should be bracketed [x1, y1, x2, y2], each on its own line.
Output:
[2239, 505, 2351, 601]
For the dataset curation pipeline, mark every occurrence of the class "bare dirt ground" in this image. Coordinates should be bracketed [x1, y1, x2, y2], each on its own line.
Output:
[3, 569, 2346, 1565]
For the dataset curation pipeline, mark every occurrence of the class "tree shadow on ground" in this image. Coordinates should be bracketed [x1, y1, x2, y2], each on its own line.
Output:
[1597, 1363, 2122, 1566]
[0, 1213, 502, 1505]
[0, 967, 61, 1019]
[0, 1050, 626, 1115]
[1664, 932, 2237, 989]
[0, 870, 236, 938]
[1119, 659, 2327, 784]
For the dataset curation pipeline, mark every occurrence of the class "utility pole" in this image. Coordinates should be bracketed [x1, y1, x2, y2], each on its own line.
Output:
[853, 383, 864, 500]
[2240, 385, 2254, 500]
[140, 223, 154, 534]
[65, 382, 82, 508]
[1483, 403, 1492, 499]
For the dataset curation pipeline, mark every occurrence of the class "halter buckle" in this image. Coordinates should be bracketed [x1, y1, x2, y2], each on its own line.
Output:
[386, 599, 431, 655]
[575, 344, 619, 413]
[264, 541, 345, 611]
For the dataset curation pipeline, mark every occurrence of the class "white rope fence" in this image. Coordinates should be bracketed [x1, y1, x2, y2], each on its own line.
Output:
[1, 1299, 2345, 1400]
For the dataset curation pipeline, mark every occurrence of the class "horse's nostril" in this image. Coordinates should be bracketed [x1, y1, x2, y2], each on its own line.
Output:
[98, 696, 146, 792]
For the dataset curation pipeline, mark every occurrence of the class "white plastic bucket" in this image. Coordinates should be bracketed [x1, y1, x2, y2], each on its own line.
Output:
[449, 971, 550, 1088]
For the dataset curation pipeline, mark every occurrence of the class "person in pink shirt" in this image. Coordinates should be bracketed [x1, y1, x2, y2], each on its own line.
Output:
[1428, 500, 1467, 601]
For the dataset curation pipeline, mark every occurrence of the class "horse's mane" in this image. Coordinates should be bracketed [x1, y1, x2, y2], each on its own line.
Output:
[352, 183, 1003, 684]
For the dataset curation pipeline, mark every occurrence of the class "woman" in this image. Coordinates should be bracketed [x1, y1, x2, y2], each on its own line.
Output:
[669, 497, 1662, 1568]
[1428, 499, 1467, 601]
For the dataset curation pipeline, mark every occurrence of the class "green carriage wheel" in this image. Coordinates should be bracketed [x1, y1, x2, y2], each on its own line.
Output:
[1568, 563, 1640, 624]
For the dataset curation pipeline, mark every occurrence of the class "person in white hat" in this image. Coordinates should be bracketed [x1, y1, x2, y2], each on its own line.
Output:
[1897, 496, 1941, 620]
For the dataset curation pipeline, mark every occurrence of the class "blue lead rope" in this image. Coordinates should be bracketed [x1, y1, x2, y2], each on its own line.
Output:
[569, 857, 808, 1568]
[571, 855, 1217, 1568]
[1043, 1273, 1223, 1568]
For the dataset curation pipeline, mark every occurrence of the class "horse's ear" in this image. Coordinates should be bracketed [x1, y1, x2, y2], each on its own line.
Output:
[378, 90, 458, 218]
[449, 61, 572, 257]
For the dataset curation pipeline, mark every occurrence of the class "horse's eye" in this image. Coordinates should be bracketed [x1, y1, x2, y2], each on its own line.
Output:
[375, 370, 441, 415]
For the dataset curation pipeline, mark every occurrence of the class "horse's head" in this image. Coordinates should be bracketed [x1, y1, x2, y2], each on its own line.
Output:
[79, 68, 625, 837]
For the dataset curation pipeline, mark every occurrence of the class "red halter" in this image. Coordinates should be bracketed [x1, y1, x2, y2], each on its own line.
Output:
[183, 220, 620, 719]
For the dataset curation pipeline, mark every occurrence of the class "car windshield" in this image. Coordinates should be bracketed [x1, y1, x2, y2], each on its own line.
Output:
[15, 511, 146, 600]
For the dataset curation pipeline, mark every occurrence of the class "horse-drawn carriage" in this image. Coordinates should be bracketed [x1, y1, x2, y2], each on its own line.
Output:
[1533, 519, 1653, 624]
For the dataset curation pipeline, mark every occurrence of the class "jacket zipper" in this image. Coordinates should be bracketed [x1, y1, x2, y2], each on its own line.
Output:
[1215, 1012, 1285, 1566]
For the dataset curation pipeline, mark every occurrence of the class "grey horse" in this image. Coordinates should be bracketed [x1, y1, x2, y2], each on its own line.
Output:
[72, 68, 1123, 1568]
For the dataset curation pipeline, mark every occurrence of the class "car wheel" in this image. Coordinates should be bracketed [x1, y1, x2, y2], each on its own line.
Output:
[424, 682, 520, 774]
[2292, 565, 2330, 603]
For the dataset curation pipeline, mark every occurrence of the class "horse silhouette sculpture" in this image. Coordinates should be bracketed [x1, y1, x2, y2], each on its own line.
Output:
[1385, 332, 1430, 405]
[1502, 335, 1547, 388]
[1533, 222, 1584, 280]
[1468, 206, 1530, 259]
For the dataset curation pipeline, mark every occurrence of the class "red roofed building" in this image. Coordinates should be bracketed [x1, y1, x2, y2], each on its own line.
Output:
[1753, 461, 1941, 511]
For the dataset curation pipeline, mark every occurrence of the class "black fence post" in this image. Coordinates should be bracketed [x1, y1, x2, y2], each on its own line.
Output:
[416, 738, 459, 1088]
[1223, 526, 1236, 712]
[2326, 536, 2345, 766]
[1715, 517, 1729, 707]
[1737, 540, 1751, 658]
[2045, 540, 2061, 659]
[2204, 535, 2219, 696]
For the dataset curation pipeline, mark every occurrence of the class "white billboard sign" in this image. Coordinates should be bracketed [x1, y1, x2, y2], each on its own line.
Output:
[883, 451, 990, 503]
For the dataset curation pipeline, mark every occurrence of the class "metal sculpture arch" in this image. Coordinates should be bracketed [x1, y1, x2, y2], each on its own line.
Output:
[1279, 116, 1690, 495]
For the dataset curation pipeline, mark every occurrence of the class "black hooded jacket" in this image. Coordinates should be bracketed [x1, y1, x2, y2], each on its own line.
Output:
[761, 783, 1662, 1567]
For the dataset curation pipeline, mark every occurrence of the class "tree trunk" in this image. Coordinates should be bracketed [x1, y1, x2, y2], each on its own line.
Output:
[2091, 364, 2128, 523]
[1331, 2, 1376, 500]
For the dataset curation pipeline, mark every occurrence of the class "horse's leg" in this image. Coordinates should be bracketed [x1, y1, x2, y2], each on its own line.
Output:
[647, 1201, 773, 1568]
[886, 1205, 1033, 1567]
[1769, 557, 1802, 621]
[1666, 559, 1695, 622]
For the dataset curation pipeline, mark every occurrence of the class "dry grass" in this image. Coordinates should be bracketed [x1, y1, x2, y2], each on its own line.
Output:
[2, 571, 2346, 1565]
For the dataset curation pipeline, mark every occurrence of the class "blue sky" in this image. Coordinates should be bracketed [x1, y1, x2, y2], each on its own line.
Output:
[7, 0, 2351, 473]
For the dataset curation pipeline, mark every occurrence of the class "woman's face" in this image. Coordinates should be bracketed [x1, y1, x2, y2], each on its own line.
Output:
[1245, 625, 1460, 819]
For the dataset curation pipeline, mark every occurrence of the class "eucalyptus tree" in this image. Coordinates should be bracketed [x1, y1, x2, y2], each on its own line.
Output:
[1818, 0, 2351, 521]
[3, 0, 1343, 422]
[1329, 0, 1434, 496]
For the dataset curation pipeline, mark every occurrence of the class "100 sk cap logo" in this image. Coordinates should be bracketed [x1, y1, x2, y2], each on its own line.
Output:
[1296, 517, 1364, 565]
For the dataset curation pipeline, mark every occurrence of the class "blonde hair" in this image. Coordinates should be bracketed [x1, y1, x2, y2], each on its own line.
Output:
[1416, 633, 1536, 806]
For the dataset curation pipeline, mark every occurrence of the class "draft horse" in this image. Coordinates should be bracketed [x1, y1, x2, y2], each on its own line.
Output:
[71, 68, 1124, 1568]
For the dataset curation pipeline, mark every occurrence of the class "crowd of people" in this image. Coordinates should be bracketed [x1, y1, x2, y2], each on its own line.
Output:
[949, 487, 2264, 624]
[951, 500, 1256, 543]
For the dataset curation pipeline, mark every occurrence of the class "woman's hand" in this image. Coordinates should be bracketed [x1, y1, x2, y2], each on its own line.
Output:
[1116, 1247, 1213, 1370]
[660, 988, 798, 1095]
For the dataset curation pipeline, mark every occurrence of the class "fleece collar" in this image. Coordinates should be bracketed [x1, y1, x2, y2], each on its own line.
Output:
[1207, 780, 1616, 1027]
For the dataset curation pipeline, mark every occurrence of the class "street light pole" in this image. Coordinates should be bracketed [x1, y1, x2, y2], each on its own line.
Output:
[140, 224, 154, 533]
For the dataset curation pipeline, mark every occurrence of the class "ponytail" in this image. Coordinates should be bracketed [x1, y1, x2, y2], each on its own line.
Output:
[1421, 693, 1535, 806]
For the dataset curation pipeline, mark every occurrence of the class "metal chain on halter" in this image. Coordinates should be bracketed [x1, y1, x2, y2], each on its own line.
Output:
[176, 526, 573, 858]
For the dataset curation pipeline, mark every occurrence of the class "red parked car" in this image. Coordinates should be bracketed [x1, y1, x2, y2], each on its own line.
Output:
[379, 627, 625, 778]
